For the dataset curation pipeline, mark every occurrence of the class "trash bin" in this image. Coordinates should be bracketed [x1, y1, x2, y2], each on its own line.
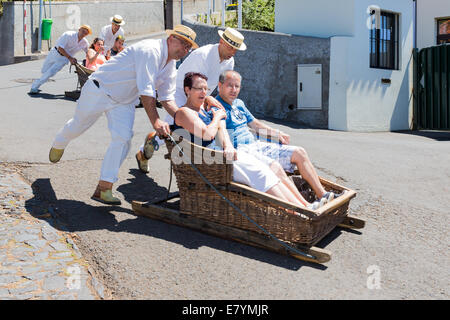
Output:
[41, 18, 53, 40]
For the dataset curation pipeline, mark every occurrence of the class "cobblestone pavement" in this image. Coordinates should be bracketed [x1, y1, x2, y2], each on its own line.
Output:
[0, 164, 105, 300]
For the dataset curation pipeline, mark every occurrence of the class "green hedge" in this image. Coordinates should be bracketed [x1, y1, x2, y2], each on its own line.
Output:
[226, 0, 274, 32]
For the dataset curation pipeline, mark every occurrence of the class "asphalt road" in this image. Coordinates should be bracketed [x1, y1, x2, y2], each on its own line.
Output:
[1, 52, 449, 299]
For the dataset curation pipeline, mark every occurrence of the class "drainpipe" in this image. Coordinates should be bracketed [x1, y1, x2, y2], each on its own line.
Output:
[37, 0, 43, 52]
[181, 0, 183, 24]
[413, 0, 417, 49]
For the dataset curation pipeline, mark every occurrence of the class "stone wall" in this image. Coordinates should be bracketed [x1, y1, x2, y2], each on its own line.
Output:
[0, 1, 164, 64]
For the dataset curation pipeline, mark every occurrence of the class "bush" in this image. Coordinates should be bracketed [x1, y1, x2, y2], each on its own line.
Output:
[242, 0, 274, 32]
[225, 0, 274, 31]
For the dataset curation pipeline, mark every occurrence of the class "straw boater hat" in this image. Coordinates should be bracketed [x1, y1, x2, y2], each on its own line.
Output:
[110, 15, 125, 26]
[166, 25, 199, 49]
[218, 27, 246, 51]
[79, 24, 92, 35]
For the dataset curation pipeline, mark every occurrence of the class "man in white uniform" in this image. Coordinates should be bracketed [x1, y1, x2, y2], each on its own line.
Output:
[135, 27, 247, 173]
[48, 25, 198, 205]
[30, 25, 91, 94]
[99, 15, 125, 53]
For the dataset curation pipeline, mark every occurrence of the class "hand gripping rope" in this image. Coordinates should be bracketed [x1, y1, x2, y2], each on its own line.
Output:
[166, 133, 316, 261]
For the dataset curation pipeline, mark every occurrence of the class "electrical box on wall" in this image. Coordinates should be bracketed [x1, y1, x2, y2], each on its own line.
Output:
[297, 64, 322, 109]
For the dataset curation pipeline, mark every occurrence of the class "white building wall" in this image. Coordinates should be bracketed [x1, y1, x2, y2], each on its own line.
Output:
[275, 0, 355, 38]
[275, 0, 414, 131]
[416, 0, 450, 49]
[338, 0, 414, 131]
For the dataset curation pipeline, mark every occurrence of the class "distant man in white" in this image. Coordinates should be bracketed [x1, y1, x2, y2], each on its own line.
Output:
[99, 15, 125, 53]
[48, 25, 199, 205]
[135, 27, 247, 173]
[30, 25, 92, 94]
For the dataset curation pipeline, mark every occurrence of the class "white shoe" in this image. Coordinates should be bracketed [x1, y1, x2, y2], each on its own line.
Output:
[307, 197, 328, 210]
[321, 191, 335, 202]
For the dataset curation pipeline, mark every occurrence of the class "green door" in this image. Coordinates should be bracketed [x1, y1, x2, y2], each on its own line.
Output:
[414, 45, 450, 130]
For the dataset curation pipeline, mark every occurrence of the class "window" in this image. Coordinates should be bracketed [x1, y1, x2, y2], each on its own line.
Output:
[437, 18, 450, 44]
[370, 11, 400, 70]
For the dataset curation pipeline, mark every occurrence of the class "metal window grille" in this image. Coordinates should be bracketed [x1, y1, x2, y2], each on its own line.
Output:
[370, 11, 399, 70]
[437, 18, 450, 45]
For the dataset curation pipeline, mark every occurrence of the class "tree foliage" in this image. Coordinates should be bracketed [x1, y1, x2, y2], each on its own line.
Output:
[242, 0, 275, 32]
[225, 0, 275, 32]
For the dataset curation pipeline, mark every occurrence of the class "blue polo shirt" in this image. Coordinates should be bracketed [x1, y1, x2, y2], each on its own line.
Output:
[216, 95, 256, 148]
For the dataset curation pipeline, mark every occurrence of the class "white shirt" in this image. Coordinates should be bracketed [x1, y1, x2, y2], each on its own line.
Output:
[175, 43, 234, 107]
[91, 38, 177, 106]
[99, 25, 125, 52]
[55, 31, 89, 57]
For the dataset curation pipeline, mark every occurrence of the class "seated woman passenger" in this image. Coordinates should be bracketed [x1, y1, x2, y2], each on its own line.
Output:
[85, 38, 107, 70]
[174, 72, 321, 210]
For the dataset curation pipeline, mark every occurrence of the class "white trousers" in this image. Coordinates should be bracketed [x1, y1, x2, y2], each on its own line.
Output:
[53, 79, 135, 183]
[31, 49, 68, 90]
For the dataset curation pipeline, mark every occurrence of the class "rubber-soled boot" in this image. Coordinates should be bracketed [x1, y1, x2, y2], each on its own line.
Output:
[91, 187, 121, 205]
[135, 151, 149, 173]
[49, 148, 65, 163]
[143, 131, 159, 160]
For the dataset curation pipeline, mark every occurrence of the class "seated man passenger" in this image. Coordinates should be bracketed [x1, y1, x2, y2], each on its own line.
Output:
[85, 38, 107, 71]
[216, 70, 339, 205]
[174, 72, 321, 209]
[107, 35, 126, 58]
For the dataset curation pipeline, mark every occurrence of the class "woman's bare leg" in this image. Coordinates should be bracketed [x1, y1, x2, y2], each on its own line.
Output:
[269, 161, 309, 206]
[265, 182, 305, 208]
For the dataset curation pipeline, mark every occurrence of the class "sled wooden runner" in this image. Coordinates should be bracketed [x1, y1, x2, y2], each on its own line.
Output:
[132, 197, 335, 264]
[131, 133, 366, 265]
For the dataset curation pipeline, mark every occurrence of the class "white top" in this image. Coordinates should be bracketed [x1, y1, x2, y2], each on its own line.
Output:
[175, 43, 235, 107]
[55, 31, 89, 57]
[99, 25, 125, 52]
[91, 38, 177, 106]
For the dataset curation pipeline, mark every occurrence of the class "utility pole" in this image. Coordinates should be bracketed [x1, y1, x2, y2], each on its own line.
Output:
[23, 0, 27, 55]
[238, 0, 242, 29]
[222, 0, 225, 27]
[38, 0, 43, 52]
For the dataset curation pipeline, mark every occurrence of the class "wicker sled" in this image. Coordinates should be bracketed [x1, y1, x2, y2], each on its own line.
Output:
[132, 133, 365, 264]
[64, 63, 94, 100]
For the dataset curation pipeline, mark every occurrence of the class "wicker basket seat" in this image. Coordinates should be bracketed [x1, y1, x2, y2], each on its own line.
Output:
[165, 133, 356, 247]
[74, 63, 94, 88]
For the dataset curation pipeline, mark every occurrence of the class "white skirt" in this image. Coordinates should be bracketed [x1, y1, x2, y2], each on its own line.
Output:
[232, 151, 280, 193]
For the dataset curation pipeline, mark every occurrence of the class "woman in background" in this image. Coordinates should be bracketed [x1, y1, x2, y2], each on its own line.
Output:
[85, 38, 106, 70]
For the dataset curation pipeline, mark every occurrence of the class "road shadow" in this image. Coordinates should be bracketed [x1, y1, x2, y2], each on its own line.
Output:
[25, 176, 328, 271]
[393, 130, 450, 141]
[27, 92, 75, 101]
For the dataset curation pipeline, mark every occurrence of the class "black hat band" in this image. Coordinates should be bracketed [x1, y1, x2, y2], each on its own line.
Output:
[222, 33, 241, 48]
[175, 31, 194, 41]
